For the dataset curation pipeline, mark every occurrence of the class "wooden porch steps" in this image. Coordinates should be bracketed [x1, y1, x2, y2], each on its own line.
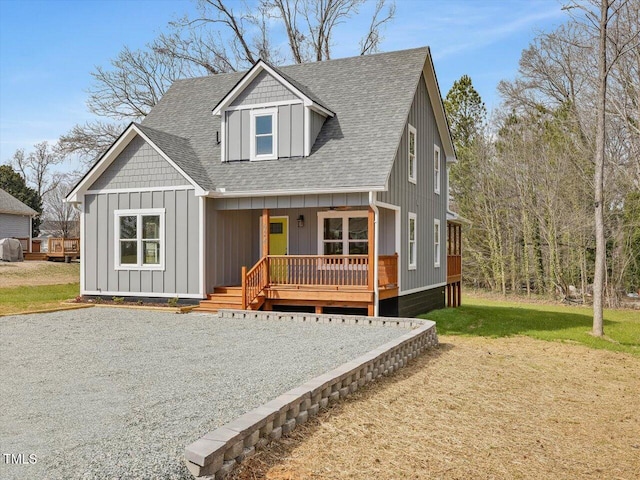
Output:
[195, 286, 265, 313]
[24, 253, 48, 261]
[195, 287, 242, 313]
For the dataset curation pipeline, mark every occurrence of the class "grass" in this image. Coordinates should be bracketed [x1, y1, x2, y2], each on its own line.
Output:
[234, 336, 640, 479]
[0, 261, 80, 288]
[0, 283, 80, 316]
[421, 294, 640, 356]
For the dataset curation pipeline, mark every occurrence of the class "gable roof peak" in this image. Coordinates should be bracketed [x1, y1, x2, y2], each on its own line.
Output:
[211, 58, 334, 117]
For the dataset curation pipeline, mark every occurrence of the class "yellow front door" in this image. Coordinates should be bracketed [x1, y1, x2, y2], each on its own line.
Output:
[269, 217, 288, 255]
[269, 217, 288, 282]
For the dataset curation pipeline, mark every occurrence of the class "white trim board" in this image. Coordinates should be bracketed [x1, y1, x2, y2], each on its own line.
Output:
[207, 186, 385, 198]
[225, 99, 302, 111]
[85, 186, 194, 195]
[81, 290, 205, 299]
[79, 199, 85, 297]
[199, 196, 206, 297]
[399, 282, 446, 296]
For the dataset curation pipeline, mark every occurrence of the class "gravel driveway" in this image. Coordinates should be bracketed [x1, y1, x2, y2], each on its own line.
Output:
[0, 308, 404, 479]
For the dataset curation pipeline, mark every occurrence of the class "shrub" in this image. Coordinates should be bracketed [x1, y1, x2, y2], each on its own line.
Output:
[112, 296, 124, 304]
[167, 297, 179, 307]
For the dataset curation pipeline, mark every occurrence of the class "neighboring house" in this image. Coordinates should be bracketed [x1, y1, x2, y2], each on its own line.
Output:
[38, 220, 80, 239]
[0, 188, 38, 252]
[66, 47, 463, 316]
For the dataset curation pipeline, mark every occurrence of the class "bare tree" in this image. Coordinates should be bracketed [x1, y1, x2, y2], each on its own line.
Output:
[58, 121, 125, 164]
[359, 0, 396, 55]
[43, 176, 80, 238]
[61, 0, 394, 165]
[562, 0, 640, 335]
[11, 141, 63, 198]
[87, 46, 191, 120]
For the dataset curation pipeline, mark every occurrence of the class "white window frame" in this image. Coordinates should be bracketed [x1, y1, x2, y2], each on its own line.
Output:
[434, 218, 441, 268]
[114, 208, 165, 271]
[408, 124, 417, 184]
[250, 108, 278, 161]
[408, 212, 417, 270]
[434, 144, 441, 194]
[317, 210, 369, 258]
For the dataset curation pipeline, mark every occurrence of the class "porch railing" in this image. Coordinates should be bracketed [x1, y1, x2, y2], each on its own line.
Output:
[268, 255, 370, 287]
[242, 257, 268, 309]
[447, 255, 461, 279]
[48, 238, 80, 256]
[242, 254, 399, 309]
[378, 254, 399, 287]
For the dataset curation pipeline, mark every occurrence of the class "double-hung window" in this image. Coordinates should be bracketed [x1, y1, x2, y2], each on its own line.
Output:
[250, 108, 278, 160]
[434, 218, 441, 268]
[408, 212, 417, 270]
[408, 124, 417, 184]
[115, 209, 165, 270]
[318, 211, 368, 256]
[434, 144, 441, 194]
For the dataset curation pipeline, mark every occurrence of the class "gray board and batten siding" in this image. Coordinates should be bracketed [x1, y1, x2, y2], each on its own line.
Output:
[84, 189, 200, 297]
[0, 213, 30, 238]
[225, 105, 304, 160]
[83, 134, 201, 298]
[379, 73, 448, 293]
[89, 136, 190, 191]
[225, 70, 326, 161]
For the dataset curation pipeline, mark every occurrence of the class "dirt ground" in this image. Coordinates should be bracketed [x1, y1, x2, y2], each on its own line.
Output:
[0, 261, 79, 288]
[233, 336, 640, 480]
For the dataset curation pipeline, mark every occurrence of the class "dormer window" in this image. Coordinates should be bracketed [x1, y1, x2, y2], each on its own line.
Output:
[250, 109, 278, 161]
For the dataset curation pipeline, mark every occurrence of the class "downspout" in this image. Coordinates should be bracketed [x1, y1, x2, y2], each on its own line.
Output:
[369, 191, 380, 316]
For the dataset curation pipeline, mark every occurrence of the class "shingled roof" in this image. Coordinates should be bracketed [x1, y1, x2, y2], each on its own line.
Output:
[139, 47, 432, 194]
[0, 188, 38, 216]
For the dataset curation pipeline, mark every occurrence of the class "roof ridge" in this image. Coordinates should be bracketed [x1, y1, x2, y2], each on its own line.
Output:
[171, 46, 430, 84]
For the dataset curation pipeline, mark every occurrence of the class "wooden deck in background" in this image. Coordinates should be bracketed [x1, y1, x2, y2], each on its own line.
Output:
[18, 237, 80, 261]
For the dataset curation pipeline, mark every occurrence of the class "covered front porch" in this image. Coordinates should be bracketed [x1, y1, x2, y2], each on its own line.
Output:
[199, 203, 399, 315]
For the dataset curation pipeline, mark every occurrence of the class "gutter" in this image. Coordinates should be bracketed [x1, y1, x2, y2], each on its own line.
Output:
[202, 185, 385, 198]
[369, 191, 380, 316]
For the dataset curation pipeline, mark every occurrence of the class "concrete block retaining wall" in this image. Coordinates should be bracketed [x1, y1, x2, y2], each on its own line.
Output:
[184, 310, 438, 479]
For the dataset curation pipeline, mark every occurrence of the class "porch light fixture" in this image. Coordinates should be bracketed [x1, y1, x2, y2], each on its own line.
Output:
[297, 215, 304, 228]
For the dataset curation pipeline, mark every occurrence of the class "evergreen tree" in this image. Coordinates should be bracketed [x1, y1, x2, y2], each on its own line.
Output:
[0, 165, 42, 236]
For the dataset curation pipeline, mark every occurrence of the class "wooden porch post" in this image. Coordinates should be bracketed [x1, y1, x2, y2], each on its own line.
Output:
[261, 209, 270, 257]
[241, 266, 247, 309]
[367, 208, 375, 290]
[262, 209, 270, 286]
[367, 208, 375, 316]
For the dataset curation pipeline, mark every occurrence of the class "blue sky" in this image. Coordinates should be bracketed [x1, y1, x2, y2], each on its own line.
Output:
[0, 0, 567, 166]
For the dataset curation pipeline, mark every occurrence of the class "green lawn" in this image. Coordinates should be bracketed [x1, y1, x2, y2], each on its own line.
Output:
[0, 283, 80, 316]
[422, 295, 640, 356]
